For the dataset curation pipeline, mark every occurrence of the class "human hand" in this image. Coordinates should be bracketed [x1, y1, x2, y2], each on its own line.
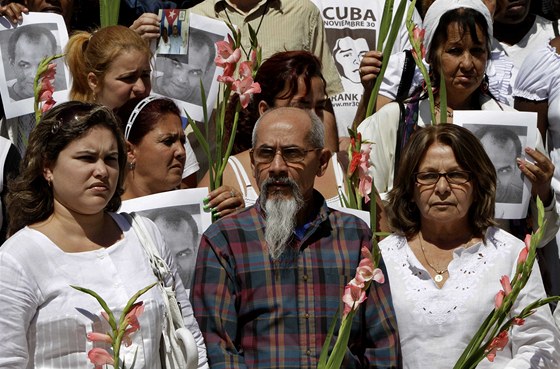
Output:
[359, 50, 383, 91]
[0, 2, 28, 24]
[203, 185, 245, 219]
[130, 13, 160, 41]
[517, 147, 554, 205]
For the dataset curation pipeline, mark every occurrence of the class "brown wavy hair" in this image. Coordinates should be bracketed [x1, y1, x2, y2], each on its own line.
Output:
[65, 25, 151, 103]
[6, 101, 127, 235]
[386, 124, 497, 238]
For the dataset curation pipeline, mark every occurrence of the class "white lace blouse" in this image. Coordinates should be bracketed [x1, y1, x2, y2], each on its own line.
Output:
[380, 227, 560, 368]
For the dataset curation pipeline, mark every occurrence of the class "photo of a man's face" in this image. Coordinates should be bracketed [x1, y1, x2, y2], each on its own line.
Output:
[153, 28, 221, 106]
[8, 25, 57, 101]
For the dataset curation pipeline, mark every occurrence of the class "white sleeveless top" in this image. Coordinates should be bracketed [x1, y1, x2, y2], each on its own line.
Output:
[228, 153, 345, 207]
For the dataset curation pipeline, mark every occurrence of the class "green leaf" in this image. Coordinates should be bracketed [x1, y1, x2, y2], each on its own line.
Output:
[439, 69, 447, 124]
[71, 285, 118, 331]
[318, 306, 341, 368]
[365, 0, 408, 118]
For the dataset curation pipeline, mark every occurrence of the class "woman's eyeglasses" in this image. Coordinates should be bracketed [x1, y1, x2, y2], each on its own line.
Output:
[414, 171, 471, 185]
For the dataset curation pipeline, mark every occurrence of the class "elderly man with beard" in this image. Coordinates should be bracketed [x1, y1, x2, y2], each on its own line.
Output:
[192, 107, 400, 369]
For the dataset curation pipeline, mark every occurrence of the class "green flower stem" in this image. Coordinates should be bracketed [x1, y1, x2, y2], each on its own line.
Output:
[100, 0, 120, 27]
[364, 0, 408, 119]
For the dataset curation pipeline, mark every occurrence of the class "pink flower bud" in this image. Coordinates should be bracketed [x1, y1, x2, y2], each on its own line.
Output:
[499, 275, 512, 295]
[495, 290, 505, 309]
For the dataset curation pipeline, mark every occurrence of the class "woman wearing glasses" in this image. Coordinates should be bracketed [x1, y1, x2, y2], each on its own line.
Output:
[380, 124, 560, 368]
[357, 0, 558, 245]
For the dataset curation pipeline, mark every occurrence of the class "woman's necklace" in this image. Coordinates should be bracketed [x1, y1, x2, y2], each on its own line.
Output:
[418, 233, 448, 283]
[434, 103, 453, 118]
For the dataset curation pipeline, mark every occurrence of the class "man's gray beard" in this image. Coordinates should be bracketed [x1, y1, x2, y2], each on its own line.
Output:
[260, 177, 304, 261]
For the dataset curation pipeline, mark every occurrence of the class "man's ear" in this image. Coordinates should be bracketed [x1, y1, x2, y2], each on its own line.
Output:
[316, 149, 331, 177]
[258, 101, 270, 116]
[87, 72, 100, 95]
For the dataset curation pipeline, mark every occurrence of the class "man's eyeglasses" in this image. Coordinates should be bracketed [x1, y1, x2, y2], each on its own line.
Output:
[414, 171, 471, 185]
[251, 146, 321, 164]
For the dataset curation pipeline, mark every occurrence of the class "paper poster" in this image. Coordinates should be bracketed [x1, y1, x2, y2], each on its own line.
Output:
[310, 0, 414, 135]
[454, 110, 538, 219]
[152, 12, 230, 122]
[0, 13, 69, 119]
[119, 188, 211, 291]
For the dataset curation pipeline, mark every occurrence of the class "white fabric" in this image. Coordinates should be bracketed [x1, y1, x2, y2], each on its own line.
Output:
[227, 153, 345, 207]
[228, 155, 259, 207]
[357, 97, 559, 245]
[310, 0, 421, 137]
[380, 227, 560, 369]
[0, 212, 208, 369]
[423, 0, 493, 60]
[182, 139, 200, 179]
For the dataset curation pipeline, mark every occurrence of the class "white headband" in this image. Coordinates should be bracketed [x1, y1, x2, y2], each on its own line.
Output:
[423, 0, 493, 60]
[124, 95, 160, 140]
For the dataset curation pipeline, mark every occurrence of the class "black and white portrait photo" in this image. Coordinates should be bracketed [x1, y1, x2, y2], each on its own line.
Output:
[119, 188, 212, 292]
[152, 13, 230, 122]
[0, 13, 69, 119]
[455, 110, 537, 219]
[153, 28, 220, 106]
[138, 204, 202, 291]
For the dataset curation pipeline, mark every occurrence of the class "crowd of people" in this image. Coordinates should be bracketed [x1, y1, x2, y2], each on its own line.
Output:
[0, 0, 559, 368]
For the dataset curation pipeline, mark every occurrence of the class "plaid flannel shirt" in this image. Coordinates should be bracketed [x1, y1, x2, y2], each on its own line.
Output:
[192, 192, 401, 369]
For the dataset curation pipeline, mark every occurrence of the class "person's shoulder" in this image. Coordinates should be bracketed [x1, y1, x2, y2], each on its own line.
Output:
[327, 207, 371, 233]
[281, 0, 321, 16]
[203, 206, 261, 238]
[484, 226, 525, 251]
[0, 227, 47, 262]
[357, 102, 401, 133]
[189, 0, 217, 15]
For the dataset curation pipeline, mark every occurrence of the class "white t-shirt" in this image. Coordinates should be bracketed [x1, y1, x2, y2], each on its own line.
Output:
[0, 212, 208, 368]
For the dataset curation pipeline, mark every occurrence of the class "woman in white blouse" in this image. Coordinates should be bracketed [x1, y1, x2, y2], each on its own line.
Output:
[0, 102, 208, 368]
[380, 124, 560, 368]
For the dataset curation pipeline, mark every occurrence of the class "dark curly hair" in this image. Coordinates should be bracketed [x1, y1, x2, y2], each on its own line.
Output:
[7, 101, 127, 235]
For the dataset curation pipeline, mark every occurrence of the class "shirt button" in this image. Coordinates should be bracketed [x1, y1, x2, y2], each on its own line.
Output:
[306, 349, 311, 356]
[304, 313, 310, 319]
[303, 275, 308, 281]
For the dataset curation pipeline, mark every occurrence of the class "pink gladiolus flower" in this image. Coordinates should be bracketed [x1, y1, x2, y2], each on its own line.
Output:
[43, 62, 56, 80]
[101, 311, 110, 322]
[87, 332, 113, 344]
[513, 317, 525, 326]
[238, 60, 253, 79]
[500, 275, 512, 295]
[495, 290, 505, 309]
[411, 26, 426, 59]
[518, 235, 530, 265]
[358, 173, 372, 203]
[361, 246, 373, 260]
[250, 48, 258, 65]
[214, 36, 241, 67]
[232, 77, 261, 108]
[88, 347, 114, 369]
[120, 301, 145, 346]
[356, 257, 375, 284]
[342, 283, 367, 317]
[371, 268, 385, 284]
[485, 330, 509, 362]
